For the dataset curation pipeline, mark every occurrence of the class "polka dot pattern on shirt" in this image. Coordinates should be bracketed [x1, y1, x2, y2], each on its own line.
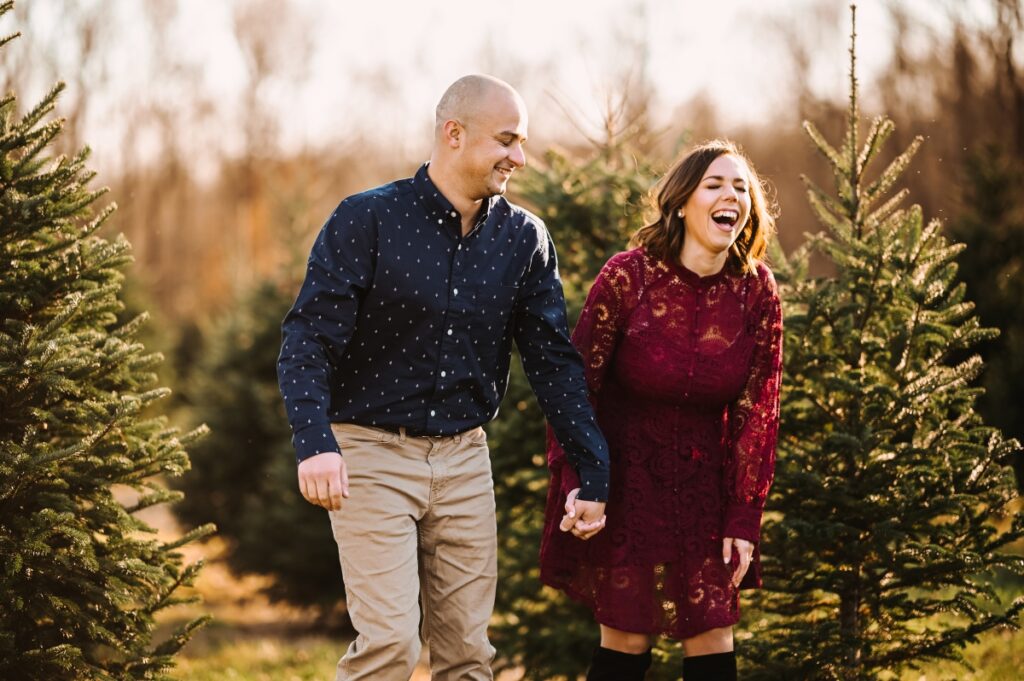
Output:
[277, 163, 611, 501]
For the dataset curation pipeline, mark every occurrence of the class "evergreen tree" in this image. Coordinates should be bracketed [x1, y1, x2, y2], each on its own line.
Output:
[170, 281, 345, 615]
[948, 145, 1024, 491]
[746, 7, 1024, 679]
[489, 141, 659, 679]
[0, 4, 213, 679]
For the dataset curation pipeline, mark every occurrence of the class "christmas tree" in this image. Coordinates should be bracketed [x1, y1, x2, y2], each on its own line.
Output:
[948, 144, 1024, 492]
[489, 140, 658, 679]
[0, 3, 213, 678]
[171, 281, 346, 615]
[746, 6, 1024, 679]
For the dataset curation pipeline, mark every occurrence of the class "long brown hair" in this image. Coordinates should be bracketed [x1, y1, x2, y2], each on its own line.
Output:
[630, 140, 777, 274]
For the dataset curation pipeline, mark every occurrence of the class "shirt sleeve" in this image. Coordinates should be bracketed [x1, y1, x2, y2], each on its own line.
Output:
[277, 199, 377, 463]
[724, 267, 784, 542]
[546, 252, 636, 498]
[513, 227, 611, 502]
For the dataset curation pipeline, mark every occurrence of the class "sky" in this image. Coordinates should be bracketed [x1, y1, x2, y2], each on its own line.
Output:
[7, 0, 994, 171]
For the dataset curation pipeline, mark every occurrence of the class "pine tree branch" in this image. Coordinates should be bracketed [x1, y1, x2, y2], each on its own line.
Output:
[866, 599, 1024, 669]
[856, 117, 895, 187]
[863, 138, 923, 208]
[0, 30, 17, 53]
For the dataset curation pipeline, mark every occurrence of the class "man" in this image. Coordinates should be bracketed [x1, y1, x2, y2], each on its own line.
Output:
[277, 74, 609, 681]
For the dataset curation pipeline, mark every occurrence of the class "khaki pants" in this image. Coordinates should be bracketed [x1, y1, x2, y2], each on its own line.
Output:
[328, 423, 497, 681]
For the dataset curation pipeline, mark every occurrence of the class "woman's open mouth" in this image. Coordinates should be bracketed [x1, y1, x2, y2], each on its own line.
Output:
[711, 209, 739, 230]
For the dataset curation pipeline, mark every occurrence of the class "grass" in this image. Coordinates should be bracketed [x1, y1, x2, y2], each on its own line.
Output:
[898, 626, 1023, 681]
[170, 634, 344, 681]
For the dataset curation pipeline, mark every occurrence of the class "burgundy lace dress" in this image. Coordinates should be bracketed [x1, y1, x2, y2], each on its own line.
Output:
[539, 247, 783, 639]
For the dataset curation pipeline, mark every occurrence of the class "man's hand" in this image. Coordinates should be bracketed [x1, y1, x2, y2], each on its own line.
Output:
[558, 488, 606, 540]
[723, 536, 754, 587]
[297, 452, 349, 511]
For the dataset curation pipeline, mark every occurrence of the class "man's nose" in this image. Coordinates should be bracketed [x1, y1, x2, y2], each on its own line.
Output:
[509, 143, 526, 169]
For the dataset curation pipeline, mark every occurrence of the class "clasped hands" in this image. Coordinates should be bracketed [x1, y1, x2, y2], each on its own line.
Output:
[558, 488, 607, 540]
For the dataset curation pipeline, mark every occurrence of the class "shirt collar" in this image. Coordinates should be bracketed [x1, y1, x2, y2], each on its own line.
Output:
[413, 163, 497, 230]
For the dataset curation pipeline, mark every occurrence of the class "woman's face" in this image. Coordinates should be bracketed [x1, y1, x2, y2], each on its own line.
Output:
[680, 154, 752, 258]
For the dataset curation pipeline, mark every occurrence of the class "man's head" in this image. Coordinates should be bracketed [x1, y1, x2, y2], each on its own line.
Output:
[431, 74, 528, 202]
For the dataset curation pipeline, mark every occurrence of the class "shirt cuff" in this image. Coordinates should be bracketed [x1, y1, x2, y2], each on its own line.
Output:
[575, 466, 610, 503]
[559, 463, 581, 499]
[723, 502, 763, 543]
[292, 423, 340, 463]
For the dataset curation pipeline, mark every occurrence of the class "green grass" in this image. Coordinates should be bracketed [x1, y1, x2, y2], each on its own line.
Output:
[171, 634, 345, 681]
[898, 626, 1023, 681]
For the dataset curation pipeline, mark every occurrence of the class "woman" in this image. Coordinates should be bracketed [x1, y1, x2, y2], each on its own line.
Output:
[540, 140, 783, 681]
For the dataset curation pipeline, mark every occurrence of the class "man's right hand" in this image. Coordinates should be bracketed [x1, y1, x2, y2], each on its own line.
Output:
[297, 452, 349, 511]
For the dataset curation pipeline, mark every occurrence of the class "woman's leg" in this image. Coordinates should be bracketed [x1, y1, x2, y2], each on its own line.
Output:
[601, 624, 651, 654]
[682, 626, 736, 680]
[585, 625, 653, 681]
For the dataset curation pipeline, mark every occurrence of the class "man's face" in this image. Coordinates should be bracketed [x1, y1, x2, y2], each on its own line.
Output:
[455, 91, 528, 200]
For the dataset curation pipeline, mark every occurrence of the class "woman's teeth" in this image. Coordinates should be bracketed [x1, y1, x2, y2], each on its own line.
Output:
[712, 210, 738, 227]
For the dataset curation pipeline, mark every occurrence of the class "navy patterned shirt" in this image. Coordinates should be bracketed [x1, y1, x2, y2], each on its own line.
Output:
[277, 164, 610, 501]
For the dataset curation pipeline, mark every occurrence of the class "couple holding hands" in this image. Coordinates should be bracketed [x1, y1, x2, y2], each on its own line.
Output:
[277, 74, 782, 681]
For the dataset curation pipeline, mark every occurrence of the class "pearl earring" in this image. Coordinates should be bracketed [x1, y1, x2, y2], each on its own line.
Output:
[677, 209, 684, 219]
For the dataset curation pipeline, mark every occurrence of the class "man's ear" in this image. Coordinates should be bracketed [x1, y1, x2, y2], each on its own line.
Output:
[442, 119, 462, 149]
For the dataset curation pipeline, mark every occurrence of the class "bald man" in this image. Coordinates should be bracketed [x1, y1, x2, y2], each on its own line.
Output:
[278, 75, 610, 680]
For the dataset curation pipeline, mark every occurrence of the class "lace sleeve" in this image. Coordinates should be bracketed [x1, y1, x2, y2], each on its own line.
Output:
[547, 251, 641, 496]
[724, 266, 783, 542]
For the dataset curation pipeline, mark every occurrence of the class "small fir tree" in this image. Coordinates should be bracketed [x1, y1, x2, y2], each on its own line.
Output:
[746, 7, 1024, 679]
[170, 281, 346, 615]
[0, 4, 213, 679]
[948, 144, 1024, 491]
[489, 141, 658, 680]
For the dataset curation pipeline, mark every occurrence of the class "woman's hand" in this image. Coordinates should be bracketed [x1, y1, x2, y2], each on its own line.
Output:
[559, 488, 607, 540]
[723, 537, 754, 587]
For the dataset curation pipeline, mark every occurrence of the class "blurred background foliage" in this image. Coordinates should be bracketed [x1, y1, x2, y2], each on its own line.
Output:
[3, 0, 1021, 677]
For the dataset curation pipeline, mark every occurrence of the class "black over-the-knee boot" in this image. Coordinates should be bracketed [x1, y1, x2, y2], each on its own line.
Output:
[586, 645, 653, 681]
[682, 650, 737, 680]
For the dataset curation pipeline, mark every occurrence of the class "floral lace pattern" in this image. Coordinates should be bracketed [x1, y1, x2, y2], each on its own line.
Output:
[539, 247, 783, 639]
